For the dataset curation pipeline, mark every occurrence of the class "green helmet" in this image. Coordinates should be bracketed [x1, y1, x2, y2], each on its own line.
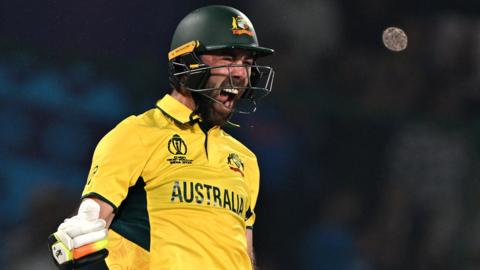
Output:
[168, 5, 275, 114]
[169, 5, 274, 60]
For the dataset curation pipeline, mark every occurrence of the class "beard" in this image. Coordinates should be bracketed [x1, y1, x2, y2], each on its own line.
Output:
[194, 93, 231, 128]
[194, 77, 244, 128]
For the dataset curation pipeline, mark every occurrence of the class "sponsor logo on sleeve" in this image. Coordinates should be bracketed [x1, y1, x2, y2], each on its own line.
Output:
[86, 165, 99, 185]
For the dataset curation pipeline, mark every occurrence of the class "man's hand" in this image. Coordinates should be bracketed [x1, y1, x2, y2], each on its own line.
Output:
[48, 199, 109, 269]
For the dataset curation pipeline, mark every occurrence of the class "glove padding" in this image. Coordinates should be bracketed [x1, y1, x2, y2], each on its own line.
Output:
[48, 199, 109, 269]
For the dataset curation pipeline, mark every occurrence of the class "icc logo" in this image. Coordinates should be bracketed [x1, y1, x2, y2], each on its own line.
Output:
[168, 134, 187, 155]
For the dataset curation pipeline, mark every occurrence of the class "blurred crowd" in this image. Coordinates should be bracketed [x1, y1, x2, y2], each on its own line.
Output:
[2, 0, 480, 269]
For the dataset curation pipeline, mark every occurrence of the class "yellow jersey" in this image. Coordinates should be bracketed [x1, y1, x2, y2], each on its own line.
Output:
[81, 94, 260, 270]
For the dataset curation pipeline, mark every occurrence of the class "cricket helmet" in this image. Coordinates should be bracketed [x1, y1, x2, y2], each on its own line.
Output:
[168, 5, 275, 114]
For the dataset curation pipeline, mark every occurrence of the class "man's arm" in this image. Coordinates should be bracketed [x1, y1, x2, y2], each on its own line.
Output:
[246, 228, 257, 270]
[90, 197, 115, 227]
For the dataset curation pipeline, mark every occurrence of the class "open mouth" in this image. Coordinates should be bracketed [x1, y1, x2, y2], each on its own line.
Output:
[219, 88, 239, 109]
[221, 88, 239, 96]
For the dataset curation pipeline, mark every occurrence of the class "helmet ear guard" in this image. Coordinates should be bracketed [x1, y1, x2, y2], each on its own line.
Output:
[168, 51, 210, 91]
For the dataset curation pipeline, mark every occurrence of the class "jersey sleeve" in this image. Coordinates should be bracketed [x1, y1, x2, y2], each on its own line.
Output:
[244, 157, 260, 229]
[81, 116, 147, 211]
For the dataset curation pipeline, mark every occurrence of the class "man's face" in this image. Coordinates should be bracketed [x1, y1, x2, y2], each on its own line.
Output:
[198, 49, 254, 126]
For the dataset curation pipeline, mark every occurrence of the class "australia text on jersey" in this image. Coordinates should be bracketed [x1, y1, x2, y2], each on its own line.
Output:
[170, 180, 245, 217]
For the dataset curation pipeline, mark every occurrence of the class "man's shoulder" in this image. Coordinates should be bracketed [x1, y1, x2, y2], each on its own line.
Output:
[115, 107, 170, 130]
[101, 107, 171, 143]
[220, 130, 257, 160]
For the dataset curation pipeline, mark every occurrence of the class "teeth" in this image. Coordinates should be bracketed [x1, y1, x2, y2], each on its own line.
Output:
[222, 88, 239, 95]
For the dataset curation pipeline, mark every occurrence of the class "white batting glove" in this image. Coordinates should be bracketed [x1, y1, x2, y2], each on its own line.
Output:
[48, 198, 109, 269]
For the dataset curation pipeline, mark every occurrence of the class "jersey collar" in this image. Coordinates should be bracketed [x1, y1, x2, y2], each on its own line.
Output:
[156, 94, 200, 125]
[156, 94, 240, 128]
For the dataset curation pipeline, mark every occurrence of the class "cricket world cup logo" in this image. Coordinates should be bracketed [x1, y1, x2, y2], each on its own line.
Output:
[168, 134, 187, 155]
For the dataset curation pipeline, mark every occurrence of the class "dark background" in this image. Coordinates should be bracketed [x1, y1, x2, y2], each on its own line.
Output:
[3, 0, 480, 269]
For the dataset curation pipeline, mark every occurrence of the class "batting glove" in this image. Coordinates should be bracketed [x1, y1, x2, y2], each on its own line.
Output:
[48, 199, 109, 270]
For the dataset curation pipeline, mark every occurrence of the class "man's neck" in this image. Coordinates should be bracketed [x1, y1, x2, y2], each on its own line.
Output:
[170, 88, 196, 111]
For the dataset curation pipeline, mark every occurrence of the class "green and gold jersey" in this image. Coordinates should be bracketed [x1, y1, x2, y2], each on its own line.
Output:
[81, 94, 260, 270]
